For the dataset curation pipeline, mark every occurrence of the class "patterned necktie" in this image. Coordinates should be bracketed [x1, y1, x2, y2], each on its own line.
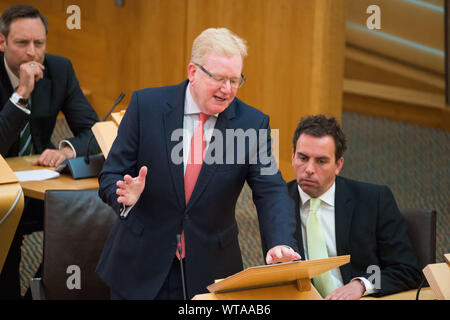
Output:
[176, 113, 210, 259]
[306, 198, 337, 298]
[18, 102, 33, 156]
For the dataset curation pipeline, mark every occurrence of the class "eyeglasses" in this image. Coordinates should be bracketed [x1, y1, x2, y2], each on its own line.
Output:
[194, 63, 246, 89]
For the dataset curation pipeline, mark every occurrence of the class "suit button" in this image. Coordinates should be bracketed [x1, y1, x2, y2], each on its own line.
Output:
[184, 214, 189, 220]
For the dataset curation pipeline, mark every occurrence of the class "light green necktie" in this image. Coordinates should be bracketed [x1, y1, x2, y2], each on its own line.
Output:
[306, 198, 336, 298]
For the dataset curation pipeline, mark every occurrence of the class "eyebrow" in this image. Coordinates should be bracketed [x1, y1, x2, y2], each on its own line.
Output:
[12, 37, 46, 41]
[297, 152, 330, 161]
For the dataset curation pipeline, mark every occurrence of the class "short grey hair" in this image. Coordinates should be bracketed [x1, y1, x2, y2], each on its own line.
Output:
[190, 28, 248, 65]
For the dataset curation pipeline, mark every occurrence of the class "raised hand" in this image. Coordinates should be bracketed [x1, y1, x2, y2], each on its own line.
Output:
[116, 166, 148, 207]
[16, 61, 45, 99]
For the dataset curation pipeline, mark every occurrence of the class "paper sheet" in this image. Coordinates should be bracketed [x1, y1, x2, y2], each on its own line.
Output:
[14, 169, 60, 182]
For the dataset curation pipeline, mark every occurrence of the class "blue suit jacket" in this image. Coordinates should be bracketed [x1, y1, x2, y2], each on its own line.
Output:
[0, 52, 99, 157]
[97, 80, 298, 299]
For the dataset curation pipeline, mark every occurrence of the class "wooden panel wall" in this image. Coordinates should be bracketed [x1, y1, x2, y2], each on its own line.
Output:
[1, 0, 346, 180]
[0, 0, 187, 116]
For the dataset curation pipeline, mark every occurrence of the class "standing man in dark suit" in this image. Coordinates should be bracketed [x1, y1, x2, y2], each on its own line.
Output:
[97, 27, 300, 299]
[0, 5, 99, 299]
[288, 115, 421, 299]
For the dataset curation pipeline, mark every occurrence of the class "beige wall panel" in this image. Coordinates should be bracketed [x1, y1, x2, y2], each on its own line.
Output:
[0, 0, 187, 118]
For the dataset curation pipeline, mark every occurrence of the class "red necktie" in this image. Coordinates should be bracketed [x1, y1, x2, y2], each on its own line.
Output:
[177, 113, 210, 259]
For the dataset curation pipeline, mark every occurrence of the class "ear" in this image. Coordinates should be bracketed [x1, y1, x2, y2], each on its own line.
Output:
[187, 63, 197, 83]
[0, 33, 6, 52]
[335, 157, 344, 175]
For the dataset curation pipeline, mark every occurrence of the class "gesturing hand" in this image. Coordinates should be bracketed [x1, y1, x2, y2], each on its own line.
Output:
[116, 166, 148, 207]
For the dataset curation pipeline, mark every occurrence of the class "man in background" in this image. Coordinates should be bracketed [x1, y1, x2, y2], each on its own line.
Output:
[288, 114, 421, 299]
[0, 5, 99, 299]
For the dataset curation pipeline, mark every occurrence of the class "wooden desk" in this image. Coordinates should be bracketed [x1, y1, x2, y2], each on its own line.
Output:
[195, 287, 436, 300]
[6, 155, 99, 200]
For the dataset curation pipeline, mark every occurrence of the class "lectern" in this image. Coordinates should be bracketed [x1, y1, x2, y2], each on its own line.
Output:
[0, 155, 24, 272]
[193, 255, 350, 300]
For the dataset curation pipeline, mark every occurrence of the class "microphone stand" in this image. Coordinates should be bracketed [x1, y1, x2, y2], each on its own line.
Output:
[84, 92, 125, 164]
[176, 234, 188, 300]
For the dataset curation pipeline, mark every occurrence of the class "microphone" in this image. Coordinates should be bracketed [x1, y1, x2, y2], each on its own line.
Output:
[176, 234, 188, 300]
[85, 92, 125, 163]
[102, 92, 125, 122]
[56, 92, 125, 179]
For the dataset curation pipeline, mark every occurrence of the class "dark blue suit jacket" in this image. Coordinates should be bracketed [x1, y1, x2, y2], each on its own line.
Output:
[97, 80, 298, 299]
[288, 176, 422, 296]
[0, 52, 99, 157]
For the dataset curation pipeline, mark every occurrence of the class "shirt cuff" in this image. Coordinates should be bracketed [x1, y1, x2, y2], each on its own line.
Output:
[120, 203, 135, 219]
[352, 277, 378, 296]
[9, 98, 31, 115]
[58, 140, 77, 158]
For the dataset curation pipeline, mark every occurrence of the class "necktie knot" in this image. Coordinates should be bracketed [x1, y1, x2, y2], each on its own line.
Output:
[199, 112, 210, 124]
[309, 198, 321, 216]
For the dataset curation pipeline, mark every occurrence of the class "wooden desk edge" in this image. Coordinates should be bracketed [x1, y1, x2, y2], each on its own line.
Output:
[193, 287, 436, 300]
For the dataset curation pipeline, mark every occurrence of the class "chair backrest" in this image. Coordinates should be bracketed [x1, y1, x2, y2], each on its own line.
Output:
[399, 208, 436, 271]
[42, 189, 116, 299]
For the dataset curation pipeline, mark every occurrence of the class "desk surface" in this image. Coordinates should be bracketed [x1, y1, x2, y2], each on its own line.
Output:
[361, 287, 435, 300]
[6, 155, 99, 200]
[194, 287, 436, 300]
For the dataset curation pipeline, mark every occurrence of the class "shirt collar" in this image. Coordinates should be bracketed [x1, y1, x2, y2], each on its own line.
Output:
[298, 181, 336, 207]
[184, 83, 218, 118]
[4, 57, 19, 90]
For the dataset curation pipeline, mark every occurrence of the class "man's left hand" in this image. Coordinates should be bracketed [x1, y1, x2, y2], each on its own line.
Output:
[32, 146, 75, 167]
[266, 245, 301, 264]
[324, 279, 366, 300]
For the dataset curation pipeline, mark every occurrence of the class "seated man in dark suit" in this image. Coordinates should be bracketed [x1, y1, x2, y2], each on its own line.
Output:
[0, 5, 100, 299]
[288, 114, 421, 299]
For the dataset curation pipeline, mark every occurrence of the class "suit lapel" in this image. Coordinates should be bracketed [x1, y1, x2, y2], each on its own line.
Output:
[0, 53, 14, 104]
[334, 176, 355, 282]
[287, 181, 305, 259]
[164, 80, 189, 209]
[31, 77, 51, 113]
[30, 63, 51, 153]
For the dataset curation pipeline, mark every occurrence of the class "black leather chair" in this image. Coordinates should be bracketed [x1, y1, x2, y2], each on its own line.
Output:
[31, 189, 116, 300]
[399, 209, 437, 271]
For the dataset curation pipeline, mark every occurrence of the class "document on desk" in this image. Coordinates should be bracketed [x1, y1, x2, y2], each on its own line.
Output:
[14, 169, 60, 182]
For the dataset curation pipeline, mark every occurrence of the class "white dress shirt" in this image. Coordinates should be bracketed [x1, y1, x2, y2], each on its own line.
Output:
[297, 182, 377, 295]
[4, 57, 76, 156]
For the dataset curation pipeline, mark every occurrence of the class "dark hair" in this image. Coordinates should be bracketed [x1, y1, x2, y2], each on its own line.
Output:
[292, 114, 347, 161]
[0, 5, 49, 38]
